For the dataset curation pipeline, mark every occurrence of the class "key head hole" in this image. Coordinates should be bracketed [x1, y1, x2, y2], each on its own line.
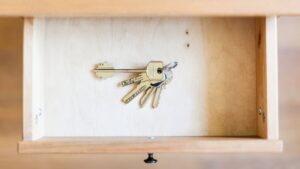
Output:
[157, 68, 162, 74]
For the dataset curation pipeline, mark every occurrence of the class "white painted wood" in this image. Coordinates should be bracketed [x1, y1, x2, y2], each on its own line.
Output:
[266, 16, 279, 139]
[23, 18, 45, 140]
[23, 19, 33, 140]
[25, 18, 258, 137]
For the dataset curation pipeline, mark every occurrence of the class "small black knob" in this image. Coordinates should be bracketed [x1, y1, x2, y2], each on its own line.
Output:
[144, 153, 157, 164]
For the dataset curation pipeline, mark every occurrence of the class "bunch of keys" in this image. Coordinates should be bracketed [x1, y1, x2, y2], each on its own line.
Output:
[94, 61, 177, 108]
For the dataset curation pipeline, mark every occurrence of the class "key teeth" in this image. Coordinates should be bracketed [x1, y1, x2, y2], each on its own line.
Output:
[122, 85, 146, 104]
[96, 62, 113, 68]
[120, 80, 133, 87]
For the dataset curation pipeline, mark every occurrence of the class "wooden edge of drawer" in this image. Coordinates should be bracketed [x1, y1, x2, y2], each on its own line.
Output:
[18, 137, 283, 153]
[1, 0, 300, 16]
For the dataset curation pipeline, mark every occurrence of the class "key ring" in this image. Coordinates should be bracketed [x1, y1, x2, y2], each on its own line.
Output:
[163, 61, 178, 71]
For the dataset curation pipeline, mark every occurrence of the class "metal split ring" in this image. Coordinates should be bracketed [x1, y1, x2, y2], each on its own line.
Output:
[163, 61, 178, 71]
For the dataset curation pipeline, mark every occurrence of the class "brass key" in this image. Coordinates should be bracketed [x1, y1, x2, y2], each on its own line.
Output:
[94, 61, 164, 81]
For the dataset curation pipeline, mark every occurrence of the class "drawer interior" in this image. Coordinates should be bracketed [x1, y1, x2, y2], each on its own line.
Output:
[20, 17, 281, 153]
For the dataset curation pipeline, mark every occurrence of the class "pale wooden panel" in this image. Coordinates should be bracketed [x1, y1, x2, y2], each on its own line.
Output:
[23, 18, 33, 140]
[265, 16, 279, 139]
[25, 18, 257, 137]
[256, 18, 268, 138]
[18, 137, 283, 153]
[256, 17, 279, 139]
[23, 18, 45, 140]
[1, 0, 300, 16]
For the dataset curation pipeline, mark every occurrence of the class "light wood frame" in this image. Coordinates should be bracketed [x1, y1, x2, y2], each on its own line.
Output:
[0, 0, 300, 16]
[19, 16, 282, 153]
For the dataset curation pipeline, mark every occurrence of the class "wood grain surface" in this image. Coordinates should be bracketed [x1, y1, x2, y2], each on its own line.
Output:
[19, 137, 282, 153]
[1, 17, 300, 168]
[0, 0, 300, 16]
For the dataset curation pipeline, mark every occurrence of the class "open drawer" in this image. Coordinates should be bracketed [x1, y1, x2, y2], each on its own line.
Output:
[19, 17, 282, 153]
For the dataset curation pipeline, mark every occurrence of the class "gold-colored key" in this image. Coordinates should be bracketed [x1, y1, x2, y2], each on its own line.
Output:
[152, 87, 162, 108]
[151, 70, 174, 108]
[120, 73, 149, 86]
[122, 62, 176, 107]
[94, 61, 164, 81]
[93, 60, 177, 108]
[139, 86, 156, 107]
[122, 80, 152, 103]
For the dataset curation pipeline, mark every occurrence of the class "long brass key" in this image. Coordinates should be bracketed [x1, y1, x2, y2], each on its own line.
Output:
[94, 61, 164, 81]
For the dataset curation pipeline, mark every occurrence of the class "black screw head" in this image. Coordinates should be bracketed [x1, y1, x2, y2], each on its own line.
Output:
[144, 153, 157, 164]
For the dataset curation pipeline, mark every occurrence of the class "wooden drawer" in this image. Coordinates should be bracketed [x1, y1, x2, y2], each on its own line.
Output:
[19, 17, 282, 153]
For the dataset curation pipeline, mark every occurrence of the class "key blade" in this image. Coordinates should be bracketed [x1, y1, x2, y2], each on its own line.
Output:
[122, 81, 150, 104]
[120, 73, 148, 87]
[94, 62, 114, 78]
[94, 63, 146, 78]
[140, 87, 155, 107]
[152, 87, 162, 108]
